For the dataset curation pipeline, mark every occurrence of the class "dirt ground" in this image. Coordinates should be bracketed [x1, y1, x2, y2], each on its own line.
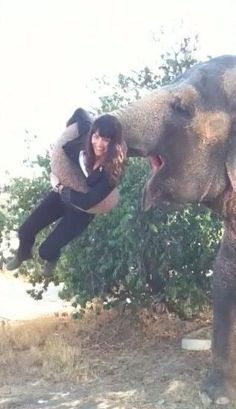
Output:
[1, 305, 231, 409]
[0, 345, 208, 409]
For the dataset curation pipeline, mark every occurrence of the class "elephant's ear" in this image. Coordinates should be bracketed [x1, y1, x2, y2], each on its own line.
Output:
[226, 140, 236, 190]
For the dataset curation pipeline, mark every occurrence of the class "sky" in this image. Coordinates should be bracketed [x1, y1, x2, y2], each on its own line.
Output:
[1, 0, 236, 181]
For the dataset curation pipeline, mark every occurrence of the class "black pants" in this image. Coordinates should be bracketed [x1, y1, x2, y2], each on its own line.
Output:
[18, 191, 94, 261]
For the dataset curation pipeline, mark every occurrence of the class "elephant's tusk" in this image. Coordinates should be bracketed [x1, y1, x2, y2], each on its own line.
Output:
[199, 178, 214, 202]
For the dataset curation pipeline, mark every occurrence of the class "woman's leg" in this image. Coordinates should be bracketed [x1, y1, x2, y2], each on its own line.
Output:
[39, 208, 94, 261]
[18, 191, 65, 260]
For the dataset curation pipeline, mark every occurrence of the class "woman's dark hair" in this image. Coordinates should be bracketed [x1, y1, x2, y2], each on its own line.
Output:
[85, 114, 127, 185]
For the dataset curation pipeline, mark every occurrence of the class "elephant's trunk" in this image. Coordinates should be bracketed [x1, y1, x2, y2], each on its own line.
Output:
[113, 89, 171, 157]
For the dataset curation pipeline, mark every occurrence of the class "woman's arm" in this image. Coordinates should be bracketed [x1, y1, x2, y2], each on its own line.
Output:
[60, 172, 114, 210]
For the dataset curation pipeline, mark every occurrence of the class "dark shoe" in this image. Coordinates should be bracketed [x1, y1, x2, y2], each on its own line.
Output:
[43, 259, 58, 277]
[6, 254, 24, 271]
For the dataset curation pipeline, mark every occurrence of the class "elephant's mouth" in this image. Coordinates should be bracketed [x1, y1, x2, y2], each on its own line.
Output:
[148, 154, 164, 173]
[142, 154, 165, 211]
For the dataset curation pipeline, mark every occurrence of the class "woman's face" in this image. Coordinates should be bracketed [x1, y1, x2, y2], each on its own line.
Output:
[91, 130, 110, 159]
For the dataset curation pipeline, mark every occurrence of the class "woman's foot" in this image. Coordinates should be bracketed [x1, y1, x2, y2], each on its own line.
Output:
[43, 259, 58, 277]
[6, 254, 24, 271]
[6, 249, 32, 271]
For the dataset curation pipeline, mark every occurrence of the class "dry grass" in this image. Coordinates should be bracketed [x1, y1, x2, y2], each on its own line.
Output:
[0, 316, 97, 386]
[137, 307, 212, 340]
[0, 308, 139, 386]
[0, 306, 212, 388]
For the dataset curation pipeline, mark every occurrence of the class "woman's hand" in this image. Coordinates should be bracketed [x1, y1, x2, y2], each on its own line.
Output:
[60, 187, 72, 203]
[50, 173, 64, 193]
[58, 184, 64, 193]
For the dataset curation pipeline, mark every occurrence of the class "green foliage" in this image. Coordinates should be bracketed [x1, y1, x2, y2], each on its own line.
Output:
[3, 35, 221, 317]
[4, 149, 51, 231]
[58, 158, 222, 317]
[96, 35, 199, 112]
[159, 35, 199, 85]
[0, 208, 6, 265]
[3, 145, 52, 286]
[0, 210, 6, 238]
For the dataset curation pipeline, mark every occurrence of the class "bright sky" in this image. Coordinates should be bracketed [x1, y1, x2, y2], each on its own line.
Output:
[1, 0, 236, 181]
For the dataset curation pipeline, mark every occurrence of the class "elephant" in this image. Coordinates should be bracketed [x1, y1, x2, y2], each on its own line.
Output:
[112, 55, 236, 404]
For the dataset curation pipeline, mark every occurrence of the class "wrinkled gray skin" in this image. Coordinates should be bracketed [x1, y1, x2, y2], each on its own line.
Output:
[114, 55, 236, 404]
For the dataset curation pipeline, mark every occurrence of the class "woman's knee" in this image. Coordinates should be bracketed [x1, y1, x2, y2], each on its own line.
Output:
[39, 241, 60, 261]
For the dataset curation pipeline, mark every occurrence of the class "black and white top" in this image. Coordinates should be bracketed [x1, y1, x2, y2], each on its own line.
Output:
[60, 149, 113, 211]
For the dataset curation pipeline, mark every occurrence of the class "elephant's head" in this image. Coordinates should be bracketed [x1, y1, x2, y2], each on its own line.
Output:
[115, 56, 236, 213]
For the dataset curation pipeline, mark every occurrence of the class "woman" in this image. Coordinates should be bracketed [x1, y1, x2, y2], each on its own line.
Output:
[7, 113, 126, 276]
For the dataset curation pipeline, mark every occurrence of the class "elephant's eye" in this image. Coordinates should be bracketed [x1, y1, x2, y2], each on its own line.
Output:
[170, 100, 191, 118]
